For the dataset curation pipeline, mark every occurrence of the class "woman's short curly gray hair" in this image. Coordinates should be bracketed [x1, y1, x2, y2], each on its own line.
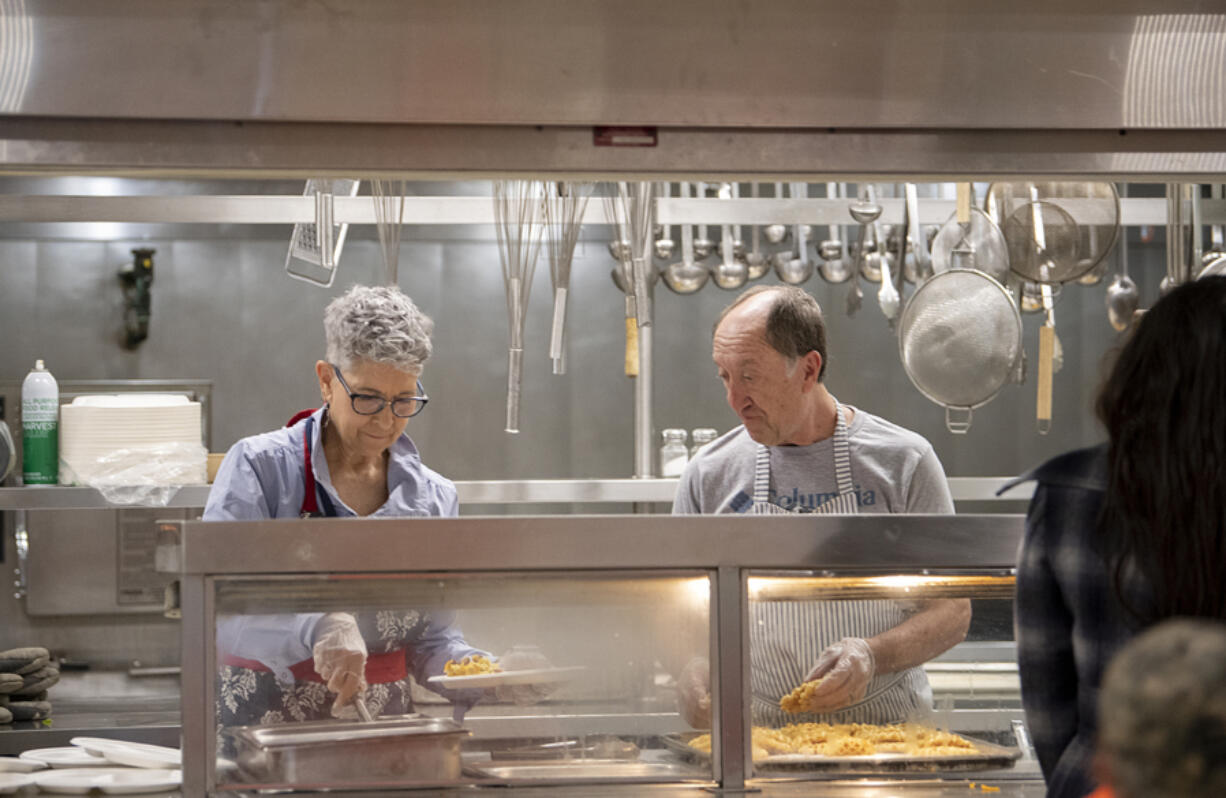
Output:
[324, 285, 434, 373]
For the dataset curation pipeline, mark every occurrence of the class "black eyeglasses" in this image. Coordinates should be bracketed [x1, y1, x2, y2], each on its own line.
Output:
[331, 365, 428, 418]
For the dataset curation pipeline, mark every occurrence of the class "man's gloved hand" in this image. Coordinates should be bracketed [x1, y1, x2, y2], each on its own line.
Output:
[311, 612, 367, 715]
[676, 656, 712, 729]
[801, 637, 876, 713]
[494, 645, 554, 706]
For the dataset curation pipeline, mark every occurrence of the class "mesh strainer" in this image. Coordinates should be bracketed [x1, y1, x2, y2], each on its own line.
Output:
[986, 181, 1120, 283]
[898, 269, 1022, 434]
[1003, 200, 1079, 284]
[930, 207, 1011, 284]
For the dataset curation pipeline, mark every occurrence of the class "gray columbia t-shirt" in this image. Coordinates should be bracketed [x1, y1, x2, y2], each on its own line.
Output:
[672, 406, 954, 515]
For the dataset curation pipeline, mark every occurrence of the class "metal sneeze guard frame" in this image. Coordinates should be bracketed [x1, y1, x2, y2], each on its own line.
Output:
[176, 514, 1023, 794]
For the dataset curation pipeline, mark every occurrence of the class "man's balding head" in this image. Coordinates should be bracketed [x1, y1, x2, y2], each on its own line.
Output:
[715, 286, 829, 381]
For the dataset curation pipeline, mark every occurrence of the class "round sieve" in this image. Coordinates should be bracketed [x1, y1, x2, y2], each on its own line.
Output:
[930, 207, 1011, 284]
[1003, 200, 1080, 284]
[898, 269, 1023, 434]
[987, 181, 1120, 283]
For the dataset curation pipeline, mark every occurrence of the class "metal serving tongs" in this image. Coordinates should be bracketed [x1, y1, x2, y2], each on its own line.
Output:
[950, 183, 976, 270]
[354, 693, 375, 723]
[1030, 187, 1059, 437]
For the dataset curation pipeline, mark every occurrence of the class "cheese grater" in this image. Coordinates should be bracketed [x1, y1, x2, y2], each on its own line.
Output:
[284, 178, 360, 287]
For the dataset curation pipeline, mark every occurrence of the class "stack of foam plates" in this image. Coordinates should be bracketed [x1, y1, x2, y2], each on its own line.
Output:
[59, 395, 203, 486]
[16, 741, 183, 794]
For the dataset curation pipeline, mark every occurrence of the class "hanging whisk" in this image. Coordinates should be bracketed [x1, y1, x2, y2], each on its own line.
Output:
[493, 180, 546, 433]
[602, 182, 656, 377]
[371, 179, 407, 286]
[543, 181, 592, 375]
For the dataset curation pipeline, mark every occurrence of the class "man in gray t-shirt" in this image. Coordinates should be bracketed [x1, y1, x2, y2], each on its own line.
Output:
[672, 285, 968, 729]
[672, 411, 953, 516]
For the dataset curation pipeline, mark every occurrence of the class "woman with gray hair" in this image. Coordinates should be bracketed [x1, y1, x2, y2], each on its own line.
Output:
[203, 285, 497, 729]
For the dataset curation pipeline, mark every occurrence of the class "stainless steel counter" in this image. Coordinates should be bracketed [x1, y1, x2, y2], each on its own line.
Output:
[0, 671, 180, 754]
[0, 779, 1047, 797]
[208, 779, 1046, 796]
[2, 675, 1043, 795]
[0, 478, 1032, 510]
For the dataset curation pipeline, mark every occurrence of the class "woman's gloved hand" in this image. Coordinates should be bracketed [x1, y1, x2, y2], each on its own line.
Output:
[676, 656, 712, 729]
[801, 637, 876, 713]
[494, 645, 555, 706]
[311, 612, 368, 714]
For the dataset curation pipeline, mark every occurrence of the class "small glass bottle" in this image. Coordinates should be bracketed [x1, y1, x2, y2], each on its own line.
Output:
[659, 428, 689, 477]
[690, 427, 718, 459]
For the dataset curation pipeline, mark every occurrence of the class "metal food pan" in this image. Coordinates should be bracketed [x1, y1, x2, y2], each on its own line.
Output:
[662, 732, 1020, 774]
[226, 714, 469, 784]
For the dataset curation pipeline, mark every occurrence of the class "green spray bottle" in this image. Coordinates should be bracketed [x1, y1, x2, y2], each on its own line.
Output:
[21, 359, 58, 485]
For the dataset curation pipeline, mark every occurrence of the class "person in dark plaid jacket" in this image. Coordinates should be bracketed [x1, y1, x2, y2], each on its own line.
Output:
[1012, 276, 1226, 798]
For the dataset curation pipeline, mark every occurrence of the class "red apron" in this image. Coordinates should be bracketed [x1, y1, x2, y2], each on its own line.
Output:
[220, 408, 406, 685]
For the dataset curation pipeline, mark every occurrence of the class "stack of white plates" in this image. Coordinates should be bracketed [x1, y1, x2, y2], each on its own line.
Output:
[59, 395, 203, 486]
[11, 741, 183, 794]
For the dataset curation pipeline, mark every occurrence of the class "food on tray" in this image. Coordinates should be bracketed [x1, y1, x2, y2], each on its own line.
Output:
[443, 655, 502, 676]
[779, 677, 824, 713]
[821, 735, 876, 756]
[686, 722, 980, 760]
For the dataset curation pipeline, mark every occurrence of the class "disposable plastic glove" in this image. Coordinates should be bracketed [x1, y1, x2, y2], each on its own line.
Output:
[494, 644, 555, 706]
[311, 612, 368, 715]
[801, 637, 875, 713]
[676, 656, 712, 729]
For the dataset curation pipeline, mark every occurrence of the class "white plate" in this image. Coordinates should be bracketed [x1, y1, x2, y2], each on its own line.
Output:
[0, 757, 45, 773]
[69, 738, 180, 770]
[32, 767, 180, 794]
[0, 772, 32, 794]
[18, 747, 109, 768]
[427, 666, 586, 689]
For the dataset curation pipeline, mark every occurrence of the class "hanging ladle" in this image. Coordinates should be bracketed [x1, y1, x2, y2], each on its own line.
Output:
[845, 185, 882, 315]
[662, 181, 709, 293]
[853, 185, 884, 282]
[1105, 185, 1139, 331]
[653, 181, 675, 261]
[763, 181, 788, 244]
[743, 183, 769, 280]
[692, 181, 715, 260]
[818, 182, 851, 283]
[712, 223, 749, 290]
[773, 182, 814, 284]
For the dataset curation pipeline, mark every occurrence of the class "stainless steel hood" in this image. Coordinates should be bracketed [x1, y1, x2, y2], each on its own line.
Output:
[0, 0, 1224, 178]
[2, 0, 1223, 130]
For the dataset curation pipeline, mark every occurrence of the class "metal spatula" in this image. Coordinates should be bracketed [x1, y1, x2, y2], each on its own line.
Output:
[285, 178, 360, 287]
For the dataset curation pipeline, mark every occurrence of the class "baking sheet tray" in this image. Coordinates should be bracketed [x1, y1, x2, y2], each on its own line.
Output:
[426, 666, 585, 689]
[661, 732, 1020, 773]
[466, 759, 705, 781]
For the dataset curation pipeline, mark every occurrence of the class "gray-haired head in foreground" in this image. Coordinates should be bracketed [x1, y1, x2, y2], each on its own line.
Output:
[324, 285, 434, 373]
[715, 285, 828, 381]
[1099, 618, 1226, 798]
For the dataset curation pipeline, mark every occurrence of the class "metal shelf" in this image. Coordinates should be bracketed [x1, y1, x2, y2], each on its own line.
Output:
[0, 486, 213, 510]
[0, 194, 1215, 227]
[0, 477, 1029, 510]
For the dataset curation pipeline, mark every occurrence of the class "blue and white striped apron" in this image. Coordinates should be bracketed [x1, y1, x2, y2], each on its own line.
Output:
[747, 400, 932, 726]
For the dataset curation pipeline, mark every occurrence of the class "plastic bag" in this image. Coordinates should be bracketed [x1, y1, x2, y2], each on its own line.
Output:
[61, 441, 208, 506]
